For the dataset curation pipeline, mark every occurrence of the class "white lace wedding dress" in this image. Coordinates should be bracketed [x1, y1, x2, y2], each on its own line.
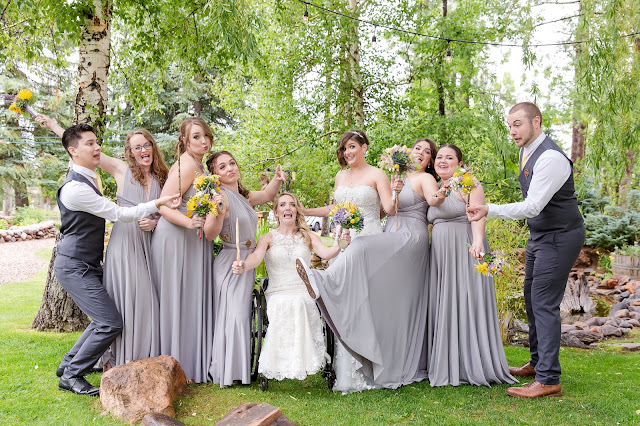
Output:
[331, 185, 382, 393]
[258, 230, 327, 380]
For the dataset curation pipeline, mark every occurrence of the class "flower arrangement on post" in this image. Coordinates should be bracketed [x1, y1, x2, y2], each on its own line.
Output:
[329, 201, 364, 248]
[447, 166, 477, 206]
[4, 89, 38, 118]
[186, 174, 222, 239]
[379, 145, 419, 228]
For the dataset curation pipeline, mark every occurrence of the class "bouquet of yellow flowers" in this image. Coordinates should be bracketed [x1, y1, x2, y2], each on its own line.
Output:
[447, 166, 477, 206]
[379, 145, 419, 179]
[187, 174, 222, 238]
[472, 249, 509, 277]
[5, 89, 37, 118]
[329, 201, 364, 248]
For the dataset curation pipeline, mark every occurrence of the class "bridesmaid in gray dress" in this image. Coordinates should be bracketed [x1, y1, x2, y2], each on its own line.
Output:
[101, 130, 168, 366]
[427, 144, 516, 387]
[151, 117, 216, 383]
[296, 138, 439, 389]
[204, 151, 284, 387]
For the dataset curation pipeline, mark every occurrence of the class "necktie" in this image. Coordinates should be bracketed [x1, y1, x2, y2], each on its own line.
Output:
[93, 174, 104, 195]
[520, 152, 530, 171]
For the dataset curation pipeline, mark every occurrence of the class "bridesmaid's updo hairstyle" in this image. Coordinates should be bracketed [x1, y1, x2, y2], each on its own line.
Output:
[273, 192, 313, 249]
[206, 150, 250, 199]
[413, 138, 438, 180]
[175, 117, 214, 160]
[438, 144, 463, 163]
[125, 129, 170, 188]
[336, 129, 370, 168]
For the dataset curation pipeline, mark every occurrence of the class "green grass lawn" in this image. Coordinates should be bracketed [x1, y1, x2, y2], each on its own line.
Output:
[1, 252, 639, 425]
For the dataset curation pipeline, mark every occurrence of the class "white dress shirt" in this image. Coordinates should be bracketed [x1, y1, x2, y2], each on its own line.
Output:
[487, 132, 572, 220]
[59, 164, 158, 223]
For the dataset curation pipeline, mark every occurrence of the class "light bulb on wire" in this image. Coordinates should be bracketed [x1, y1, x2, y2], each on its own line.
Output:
[372, 25, 377, 43]
[303, 3, 309, 24]
[446, 49, 452, 63]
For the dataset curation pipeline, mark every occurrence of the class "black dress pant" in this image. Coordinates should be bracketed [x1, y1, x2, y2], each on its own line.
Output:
[524, 226, 585, 385]
[54, 254, 122, 379]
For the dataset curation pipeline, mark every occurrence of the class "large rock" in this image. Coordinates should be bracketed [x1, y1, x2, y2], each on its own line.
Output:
[216, 403, 296, 426]
[100, 355, 187, 424]
[568, 329, 603, 344]
[140, 413, 186, 426]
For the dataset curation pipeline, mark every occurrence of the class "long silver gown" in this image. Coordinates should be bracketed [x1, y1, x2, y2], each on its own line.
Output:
[300, 183, 430, 391]
[427, 192, 516, 387]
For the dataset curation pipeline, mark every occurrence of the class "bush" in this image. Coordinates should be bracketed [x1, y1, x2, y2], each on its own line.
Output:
[12, 207, 45, 226]
[584, 190, 640, 251]
[485, 219, 529, 341]
[0, 219, 9, 230]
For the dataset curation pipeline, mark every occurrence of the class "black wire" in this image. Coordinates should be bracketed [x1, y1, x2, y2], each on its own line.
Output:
[297, 0, 639, 48]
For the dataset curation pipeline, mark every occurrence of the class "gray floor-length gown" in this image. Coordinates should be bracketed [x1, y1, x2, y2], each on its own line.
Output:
[301, 182, 430, 389]
[427, 193, 517, 387]
[151, 184, 214, 383]
[209, 188, 258, 387]
[103, 169, 161, 366]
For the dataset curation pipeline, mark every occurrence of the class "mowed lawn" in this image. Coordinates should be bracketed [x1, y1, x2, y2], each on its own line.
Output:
[1, 249, 639, 425]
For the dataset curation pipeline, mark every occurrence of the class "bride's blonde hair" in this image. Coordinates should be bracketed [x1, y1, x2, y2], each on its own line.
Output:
[273, 192, 313, 249]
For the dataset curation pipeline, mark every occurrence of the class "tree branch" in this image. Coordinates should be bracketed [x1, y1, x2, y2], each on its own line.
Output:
[532, 1, 581, 6]
[1, 0, 11, 23]
[258, 130, 341, 164]
[533, 14, 582, 28]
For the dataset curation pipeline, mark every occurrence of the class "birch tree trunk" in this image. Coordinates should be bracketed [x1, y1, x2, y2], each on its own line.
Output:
[33, 0, 112, 332]
[75, 0, 111, 134]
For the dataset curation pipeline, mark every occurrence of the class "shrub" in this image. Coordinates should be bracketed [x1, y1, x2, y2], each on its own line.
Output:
[485, 219, 529, 341]
[0, 219, 9, 230]
[584, 190, 640, 251]
[12, 207, 45, 226]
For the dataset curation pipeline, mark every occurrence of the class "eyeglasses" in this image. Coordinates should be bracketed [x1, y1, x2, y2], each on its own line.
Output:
[131, 142, 153, 152]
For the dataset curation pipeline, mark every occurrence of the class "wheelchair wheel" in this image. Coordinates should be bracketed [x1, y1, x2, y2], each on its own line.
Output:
[250, 287, 264, 382]
[259, 374, 269, 391]
[322, 322, 337, 390]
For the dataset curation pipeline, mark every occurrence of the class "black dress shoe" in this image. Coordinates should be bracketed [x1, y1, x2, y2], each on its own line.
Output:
[59, 376, 99, 396]
[57, 365, 103, 377]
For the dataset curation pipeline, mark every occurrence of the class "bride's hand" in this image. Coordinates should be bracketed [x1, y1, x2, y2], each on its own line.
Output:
[339, 229, 351, 246]
[391, 175, 404, 193]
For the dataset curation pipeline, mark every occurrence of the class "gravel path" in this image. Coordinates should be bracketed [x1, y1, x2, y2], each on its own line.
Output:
[0, 238, 55, 285]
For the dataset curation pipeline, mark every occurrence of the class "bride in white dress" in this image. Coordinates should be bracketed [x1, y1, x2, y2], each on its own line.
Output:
[232, 193, 347, 380]
[302, 129, 400, 393]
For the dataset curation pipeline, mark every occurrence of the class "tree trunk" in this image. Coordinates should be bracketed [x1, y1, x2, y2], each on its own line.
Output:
[14, 180, 29, 207]
[618, 148, 635, 204]
[32, 233, 90, 332]
[34, 0, 112, 333]
[437, 0, 448, 117]
[560, 272, 595, 324]
[347, 0, 365, 128]
[75, 0, 111, 134]
[571, 1, 587, 166]
[571, 117, 586, 163]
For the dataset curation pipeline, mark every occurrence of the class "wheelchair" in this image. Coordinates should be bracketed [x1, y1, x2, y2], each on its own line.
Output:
[250, 277, 337, 391]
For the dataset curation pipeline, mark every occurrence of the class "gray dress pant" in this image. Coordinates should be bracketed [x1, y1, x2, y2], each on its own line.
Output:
[54, 254, 123, 379]
[524, 226, 585, 385]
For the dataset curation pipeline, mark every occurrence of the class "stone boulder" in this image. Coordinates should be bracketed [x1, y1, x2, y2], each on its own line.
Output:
[140, 413, 186, 426]
[216, 403, 296, 426]
[100, 355, 187, 424]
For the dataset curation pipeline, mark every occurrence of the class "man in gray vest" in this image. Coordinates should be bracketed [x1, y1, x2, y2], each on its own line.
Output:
[54, 124, 180, 396]
[467, 102, 585, 398]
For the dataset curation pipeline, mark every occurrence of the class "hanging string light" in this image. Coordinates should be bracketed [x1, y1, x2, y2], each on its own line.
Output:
[372, 24, 377, 43]
[303, 3, 309, 24]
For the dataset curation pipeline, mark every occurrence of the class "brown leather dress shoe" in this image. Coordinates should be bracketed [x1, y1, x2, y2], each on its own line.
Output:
[506, 381, 562, 398]
[509, 362, 536, 377]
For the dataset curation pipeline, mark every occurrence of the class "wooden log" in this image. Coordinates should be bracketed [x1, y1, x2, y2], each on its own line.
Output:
[560, 273, 596, 323]
[216, 403, 284, 426]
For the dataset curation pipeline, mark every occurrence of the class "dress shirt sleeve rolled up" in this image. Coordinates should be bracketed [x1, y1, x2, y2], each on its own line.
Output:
[487, 150, 572, 221]
[59, 181, 158, 222]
